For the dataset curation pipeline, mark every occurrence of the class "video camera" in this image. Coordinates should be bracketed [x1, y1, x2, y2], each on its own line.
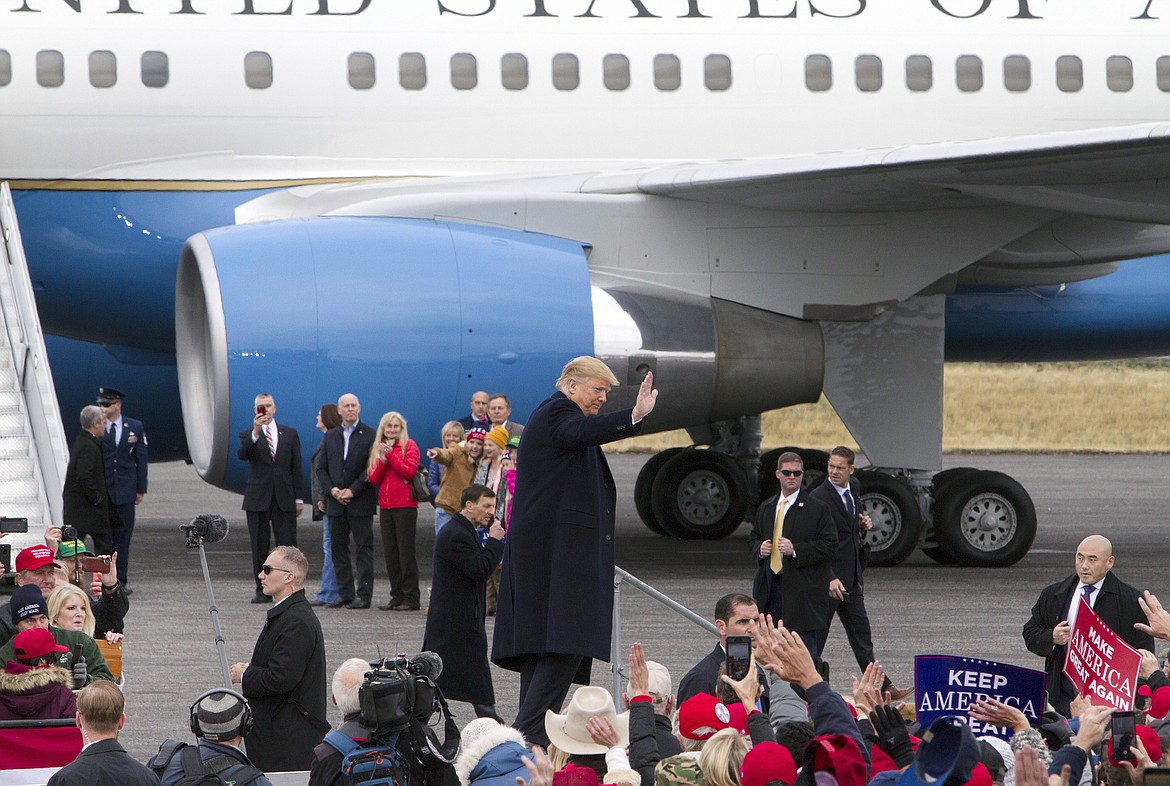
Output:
[359, 653, 444, 737]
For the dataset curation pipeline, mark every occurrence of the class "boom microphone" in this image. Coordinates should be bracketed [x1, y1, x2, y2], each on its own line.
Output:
[410, 651, 443, 680]
[180, 513, 229, 547]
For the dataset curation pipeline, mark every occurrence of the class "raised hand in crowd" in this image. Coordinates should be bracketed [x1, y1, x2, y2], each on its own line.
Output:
[1069, 704, 1111, 753]
[586, 715, 623, 748]
[1140, 649, 1161, 679]
[1069, 692, 1091, 720]
[968, 697, 1030, 733]
[1119, 732, 1157, 786]
[519, 747, 554, 786]
[628, 642, 649, 696]
[850, 661, 888, 715]
[1136, 590, 1170, 641]
[755, 614, 821, 689]
[868, 704, 914, 769]
[1016, 745, 1072, 786]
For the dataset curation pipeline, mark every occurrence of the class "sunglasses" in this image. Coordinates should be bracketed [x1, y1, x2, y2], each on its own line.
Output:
[779, 469, 804, 477]
[261, 564, 292, 575]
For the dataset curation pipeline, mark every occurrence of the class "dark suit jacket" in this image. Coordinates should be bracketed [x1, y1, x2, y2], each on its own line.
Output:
[241, 588, 329, 773]
[493, 391, 640, 670]
[46, 737, 161, 785]
[422, 512, 505, 704]
[314, 421, 377, 518]
[809, 478, 864, 591]
[1022, 571, 1153, 711]
[102, 416, 147, 505]
[239, 423, 305, 513]
[748, 489, 837, 631]
[458, 414, 490, 432]
[63, 431, 113, 536]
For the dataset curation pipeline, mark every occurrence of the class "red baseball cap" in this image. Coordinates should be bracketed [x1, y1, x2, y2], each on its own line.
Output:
[15, 545, 60, 573]
[1108, 724, 1162, 765]
[677, 693, 749, 740]
[741, 742, 798, 786]
[12, 628, 68, 660]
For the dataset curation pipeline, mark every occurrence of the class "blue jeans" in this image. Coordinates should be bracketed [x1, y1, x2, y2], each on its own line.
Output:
[315, 515, 341, 603]
[434, 508, 453, 534]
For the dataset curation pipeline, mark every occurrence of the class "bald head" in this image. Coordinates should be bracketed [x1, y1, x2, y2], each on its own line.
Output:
[1075, 535, 1114, 586]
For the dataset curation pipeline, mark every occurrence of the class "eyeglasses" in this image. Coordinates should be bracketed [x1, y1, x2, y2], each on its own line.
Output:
[779, 469, 804, 477]
[261, 564, 292, 575]
[97, 403, 112, 408]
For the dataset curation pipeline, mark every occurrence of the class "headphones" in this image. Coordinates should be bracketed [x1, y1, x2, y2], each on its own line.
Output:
[188, 688, 253, 741]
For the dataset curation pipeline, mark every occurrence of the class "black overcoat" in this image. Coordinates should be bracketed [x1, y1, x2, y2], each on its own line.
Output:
[63, 430, 113, 536]
[421, 512, 504, 704]
[747, 490, 836, 631]
[492, 391, 640, 670]
[241, 588, 329, 772]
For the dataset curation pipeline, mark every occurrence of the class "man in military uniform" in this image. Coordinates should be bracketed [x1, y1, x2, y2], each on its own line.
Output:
[98, 387, 147, 595]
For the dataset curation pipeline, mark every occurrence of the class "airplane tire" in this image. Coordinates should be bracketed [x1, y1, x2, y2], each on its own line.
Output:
[858, 470, 922, 567]
[934, 470, 1037, 567]
[758, 447, 829, 501]
[922, 547, 953, 564]
[634, 448, 684, 536]
[919, 468, 978, 565]
[652, 449, 749, 540]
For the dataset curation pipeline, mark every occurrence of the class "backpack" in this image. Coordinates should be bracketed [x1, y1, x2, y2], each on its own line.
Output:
[325, 729, 410, 786]
[148, 739, 265, 786]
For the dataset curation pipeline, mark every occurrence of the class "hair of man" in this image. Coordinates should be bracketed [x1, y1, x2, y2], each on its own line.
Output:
[828, 446, 855, 465]
[775, 451, 803, 470]
[555, 356, 620, 394]
[332, 657, 370, 717]
[715, 593, 756, 625]
[80, 405, 104, 430]
[77, 680, 124, 734]
[460, 483, 496, 510]
[269, 545, 307, 586]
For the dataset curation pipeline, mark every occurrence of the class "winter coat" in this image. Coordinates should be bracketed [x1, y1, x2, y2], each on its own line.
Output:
[368, 439, 420, 510]
[454, 723, 529, 786]
[430, 445, 479, 514]
[0, 664, 77, 720]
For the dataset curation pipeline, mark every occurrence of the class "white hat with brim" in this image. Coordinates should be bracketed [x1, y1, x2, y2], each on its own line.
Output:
[544, 686, 631, 755]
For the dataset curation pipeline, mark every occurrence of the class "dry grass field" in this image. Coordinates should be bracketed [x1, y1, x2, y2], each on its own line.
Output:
[611, 361, 1170, 454]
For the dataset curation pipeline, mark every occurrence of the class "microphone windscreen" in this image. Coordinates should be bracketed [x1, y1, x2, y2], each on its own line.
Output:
[191, 514, 229, 544]
[413, 651, 443, 680]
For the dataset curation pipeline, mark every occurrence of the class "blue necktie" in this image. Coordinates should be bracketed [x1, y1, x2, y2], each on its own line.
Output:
[1082, 584, 1095, 606]
[845, 491, 854, 519]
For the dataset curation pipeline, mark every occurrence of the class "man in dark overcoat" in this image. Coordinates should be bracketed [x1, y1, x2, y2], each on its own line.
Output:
[47, 681, 159, 786]
[422, 483, 505, 720]
[315, 393, 378, 609]
[230, 546, 328, 773]
[239, 392, 305, 603]
[492, 356, 658, 748]
[1022, 534, 1152, 715]
[748, 451, 836, 656]
[63, 405, 115, 555]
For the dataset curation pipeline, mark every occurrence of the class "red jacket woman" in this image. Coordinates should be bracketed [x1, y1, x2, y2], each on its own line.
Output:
[367, 411, 423, 611]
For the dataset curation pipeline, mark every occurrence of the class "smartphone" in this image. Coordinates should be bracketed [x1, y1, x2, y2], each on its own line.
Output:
[82, 555, 112, 574]
[256, 405, 266, 415]
[725, 635, 752, 681]
[1112, 711, 1136, 761]
[1144, 769, 1170, 786]
[0, 517, 28, 533]
[69, 644, 82, 669]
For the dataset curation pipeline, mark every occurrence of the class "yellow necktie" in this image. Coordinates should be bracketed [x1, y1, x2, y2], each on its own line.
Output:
[770, 498, 788, 573]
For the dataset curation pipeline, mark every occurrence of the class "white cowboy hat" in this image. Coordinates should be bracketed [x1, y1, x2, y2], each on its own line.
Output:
[544, 686, 630, 756]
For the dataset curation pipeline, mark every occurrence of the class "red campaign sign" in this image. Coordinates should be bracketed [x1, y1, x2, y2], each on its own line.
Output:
[1063, 598, 1141, 710]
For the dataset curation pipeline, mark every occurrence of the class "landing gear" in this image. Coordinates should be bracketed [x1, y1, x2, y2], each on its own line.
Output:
[634, 447, 684, 536]
[649, 449, 749, 540]
[932, 470, 1036, 567]
[858, 470, 922, 567]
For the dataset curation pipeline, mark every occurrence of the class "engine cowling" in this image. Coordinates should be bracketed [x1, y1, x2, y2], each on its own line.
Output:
[177, 217, 825, 491]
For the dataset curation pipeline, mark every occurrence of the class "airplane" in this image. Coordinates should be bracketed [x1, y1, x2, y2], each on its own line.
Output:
[5, 0, 1170, 569]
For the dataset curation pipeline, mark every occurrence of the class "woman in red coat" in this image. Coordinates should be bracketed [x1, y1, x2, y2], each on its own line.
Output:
[367, 411, 421, 611]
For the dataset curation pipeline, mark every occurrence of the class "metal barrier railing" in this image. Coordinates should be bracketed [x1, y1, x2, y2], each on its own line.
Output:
[610, 566, 719, 698]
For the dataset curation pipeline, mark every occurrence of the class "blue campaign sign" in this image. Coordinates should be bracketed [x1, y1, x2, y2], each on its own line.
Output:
[915, 655, 1047, 739]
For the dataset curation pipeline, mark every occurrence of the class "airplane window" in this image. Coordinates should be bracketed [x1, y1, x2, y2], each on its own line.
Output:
[141, 51, 168, 88]
[0, 50, 9, 87]
[1107, 55, 1133, 92]
[704, 54, 731, 91]
[956, 54, 982, 92]
[855, 54, 882, 92]
[552, 53, 579, 91]
[654, 54, 681, 91]
[905, 55, 932, 91]
[89, 50, 116, 88]
[604, 54, 630, 91]
[348, 52, 375, 90]
[245, 51, 273, 89]
[451, 53, 477, 90]
[805, 54, 831, 92]
[1003, 55, 1030, 92]
[399, 53, 426, 90]
[1056, 55, 1083, 93]
[501, 53, 528, 90]
[36, 50, 64, 88]
[1158, 56, 1170, 91]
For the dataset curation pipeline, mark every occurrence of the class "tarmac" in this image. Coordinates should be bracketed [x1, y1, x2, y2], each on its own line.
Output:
[21, 452, 1170, 765]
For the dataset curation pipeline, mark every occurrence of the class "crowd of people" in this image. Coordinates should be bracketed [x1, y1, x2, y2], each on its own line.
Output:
[3, 359, 1170, 786]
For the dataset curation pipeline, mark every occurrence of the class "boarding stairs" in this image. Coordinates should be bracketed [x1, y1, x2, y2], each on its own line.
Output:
[0, 183, 70, 571]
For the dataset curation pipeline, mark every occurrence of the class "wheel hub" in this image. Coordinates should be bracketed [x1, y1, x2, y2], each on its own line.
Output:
[959, 493, 1017, 551]
[676, 470, 730, 526]
[862, 495, 901, 548]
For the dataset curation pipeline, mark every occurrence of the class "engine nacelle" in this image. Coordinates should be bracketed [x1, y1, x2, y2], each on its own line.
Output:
[177, 217, 824, 491]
